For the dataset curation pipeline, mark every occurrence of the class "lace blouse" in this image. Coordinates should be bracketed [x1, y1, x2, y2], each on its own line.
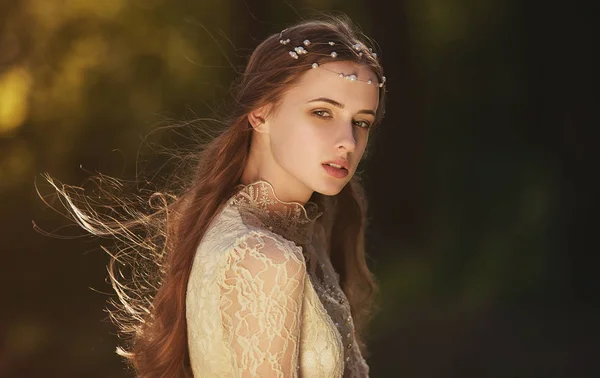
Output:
[186, 180, 369, 377]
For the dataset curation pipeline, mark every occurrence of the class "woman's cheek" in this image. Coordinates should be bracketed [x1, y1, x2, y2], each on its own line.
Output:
[291, 121, 320, 145]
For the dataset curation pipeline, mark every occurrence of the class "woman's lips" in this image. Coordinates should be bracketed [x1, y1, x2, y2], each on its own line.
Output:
[322, 163, 348, 178]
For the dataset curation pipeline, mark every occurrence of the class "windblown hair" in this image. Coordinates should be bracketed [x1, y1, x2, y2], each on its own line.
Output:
[42, 15, 386, 378]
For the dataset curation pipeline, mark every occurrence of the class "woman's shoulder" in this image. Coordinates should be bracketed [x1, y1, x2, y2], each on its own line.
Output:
[196, 202, 302, 261]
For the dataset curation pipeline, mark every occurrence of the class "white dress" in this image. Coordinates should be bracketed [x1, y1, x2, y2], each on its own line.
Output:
[186, 180, 370, 377]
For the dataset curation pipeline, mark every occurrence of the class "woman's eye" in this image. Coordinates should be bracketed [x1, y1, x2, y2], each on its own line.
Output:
[313, 110, 331, 118]
[354, 120, 371, 129]
[312, 110, 371, 129]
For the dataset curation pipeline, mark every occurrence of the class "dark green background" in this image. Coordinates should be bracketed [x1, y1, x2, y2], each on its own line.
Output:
[1, 1, 597, 377]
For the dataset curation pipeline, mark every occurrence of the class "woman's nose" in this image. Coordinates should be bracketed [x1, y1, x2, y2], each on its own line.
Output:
[336, 121, 357, 153]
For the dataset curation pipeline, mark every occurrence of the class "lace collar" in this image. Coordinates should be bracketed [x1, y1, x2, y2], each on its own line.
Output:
[230, 180, 323, 245]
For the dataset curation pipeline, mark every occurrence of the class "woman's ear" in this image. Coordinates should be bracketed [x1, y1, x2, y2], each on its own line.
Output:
[248, 111, 264, 129]
[247, 104, 271, 133]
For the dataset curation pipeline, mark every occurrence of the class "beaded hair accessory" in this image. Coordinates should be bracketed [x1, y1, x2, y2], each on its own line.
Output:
[278, 29, 387, 88]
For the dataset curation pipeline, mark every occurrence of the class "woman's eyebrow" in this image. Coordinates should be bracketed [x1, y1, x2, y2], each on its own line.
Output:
[307, 97, 375, 116]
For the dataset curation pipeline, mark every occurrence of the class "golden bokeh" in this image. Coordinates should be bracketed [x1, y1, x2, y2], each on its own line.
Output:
[0, 66, 32, 136]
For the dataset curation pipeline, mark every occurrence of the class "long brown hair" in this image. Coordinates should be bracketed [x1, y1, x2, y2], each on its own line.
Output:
[41, 15, 387, 378]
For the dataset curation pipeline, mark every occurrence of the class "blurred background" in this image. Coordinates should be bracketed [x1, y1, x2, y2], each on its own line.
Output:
[1, 1, 597, 377]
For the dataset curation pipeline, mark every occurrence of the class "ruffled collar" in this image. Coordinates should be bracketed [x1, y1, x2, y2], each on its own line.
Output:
[230, 180, 323, 245]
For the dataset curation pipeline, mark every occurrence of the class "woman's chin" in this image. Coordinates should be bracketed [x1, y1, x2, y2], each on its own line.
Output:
[313, 180, 348, 196]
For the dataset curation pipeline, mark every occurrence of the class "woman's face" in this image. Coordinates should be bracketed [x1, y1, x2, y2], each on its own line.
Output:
[250, 60, 380, 201]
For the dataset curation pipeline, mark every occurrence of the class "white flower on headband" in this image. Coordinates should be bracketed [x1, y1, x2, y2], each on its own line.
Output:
[294, 46, 308, 55]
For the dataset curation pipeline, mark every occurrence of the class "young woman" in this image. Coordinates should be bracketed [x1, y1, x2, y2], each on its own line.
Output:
[46, 15, 386, 378]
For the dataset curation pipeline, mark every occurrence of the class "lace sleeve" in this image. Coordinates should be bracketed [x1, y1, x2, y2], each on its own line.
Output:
[219, 232, 306, 377]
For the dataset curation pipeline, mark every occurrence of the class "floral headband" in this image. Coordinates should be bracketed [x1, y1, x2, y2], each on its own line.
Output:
[278, 29, 386, 88]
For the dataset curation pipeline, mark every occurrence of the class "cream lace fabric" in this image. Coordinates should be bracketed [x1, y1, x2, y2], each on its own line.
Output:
[186, 180, 370, 377]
